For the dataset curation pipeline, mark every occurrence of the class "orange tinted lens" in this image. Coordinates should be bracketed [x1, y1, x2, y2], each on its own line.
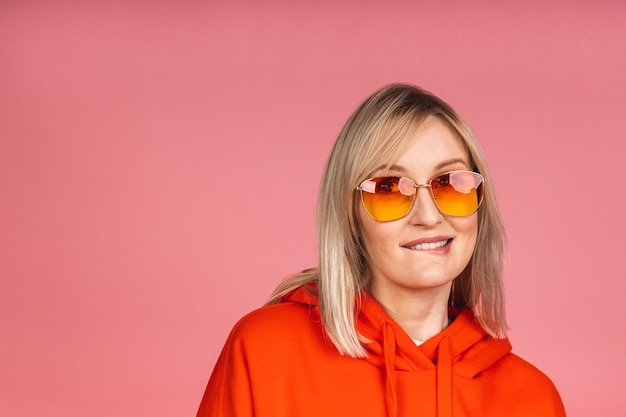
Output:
[431, 172, 484, 216]
[360, 177, 414, 221]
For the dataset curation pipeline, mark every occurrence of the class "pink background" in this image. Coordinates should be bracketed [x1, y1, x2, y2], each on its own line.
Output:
[1, 1, 625, 416]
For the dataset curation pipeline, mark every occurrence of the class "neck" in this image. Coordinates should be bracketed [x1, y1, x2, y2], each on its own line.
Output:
[370, 283, 452, 342]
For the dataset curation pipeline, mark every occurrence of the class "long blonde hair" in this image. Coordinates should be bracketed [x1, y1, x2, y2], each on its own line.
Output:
[268, 84, 507, 357]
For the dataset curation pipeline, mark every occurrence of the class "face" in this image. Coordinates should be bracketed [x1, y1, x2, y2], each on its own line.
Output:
[358, 116, 478, 304]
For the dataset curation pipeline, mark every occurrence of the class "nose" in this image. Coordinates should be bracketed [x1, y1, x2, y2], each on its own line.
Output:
[407, 185, 444, 226]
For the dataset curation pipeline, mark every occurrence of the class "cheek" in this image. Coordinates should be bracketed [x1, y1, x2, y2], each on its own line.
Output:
[357, 209, 395, 261]
[455, 216, 479, 253]
[357, 219, 378, 257]
[357, 205, 375, 247]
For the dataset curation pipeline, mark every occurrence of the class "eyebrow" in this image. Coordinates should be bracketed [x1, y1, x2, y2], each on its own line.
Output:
[375, 158, 469, 174]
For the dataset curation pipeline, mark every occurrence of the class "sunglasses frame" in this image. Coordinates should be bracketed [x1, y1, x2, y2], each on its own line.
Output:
[356, 170, 486, 221]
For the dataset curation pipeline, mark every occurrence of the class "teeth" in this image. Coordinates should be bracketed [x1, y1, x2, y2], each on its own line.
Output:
[407, 240, 449, 250]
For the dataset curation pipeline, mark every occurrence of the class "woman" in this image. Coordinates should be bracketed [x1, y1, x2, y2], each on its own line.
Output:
[197, 84, 565, 416]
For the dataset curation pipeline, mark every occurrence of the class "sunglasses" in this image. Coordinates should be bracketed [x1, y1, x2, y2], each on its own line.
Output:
[357, 170, 485, 221]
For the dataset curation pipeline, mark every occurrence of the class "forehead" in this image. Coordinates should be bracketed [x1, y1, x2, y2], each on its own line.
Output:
[391, 117, 469, 173]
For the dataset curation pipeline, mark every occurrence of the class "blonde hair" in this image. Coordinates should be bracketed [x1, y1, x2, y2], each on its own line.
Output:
[267, 83, 507, 357]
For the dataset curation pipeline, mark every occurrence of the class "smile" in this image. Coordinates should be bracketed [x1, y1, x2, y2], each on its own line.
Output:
[405, 239, 451, 251]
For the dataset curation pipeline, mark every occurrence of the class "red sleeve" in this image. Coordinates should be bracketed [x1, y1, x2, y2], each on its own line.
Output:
[196, 322, 254, 417]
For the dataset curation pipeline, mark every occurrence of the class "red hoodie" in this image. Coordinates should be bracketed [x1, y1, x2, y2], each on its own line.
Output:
[198, 284, 565, 416]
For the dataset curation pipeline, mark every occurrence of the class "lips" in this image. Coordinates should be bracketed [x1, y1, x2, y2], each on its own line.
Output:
[402, 237, 452, 251]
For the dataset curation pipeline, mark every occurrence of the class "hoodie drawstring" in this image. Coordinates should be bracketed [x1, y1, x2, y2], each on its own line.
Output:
[437, 336, 453, 416]
[383, 325, 453, 417]
[383, 323, 398, 417]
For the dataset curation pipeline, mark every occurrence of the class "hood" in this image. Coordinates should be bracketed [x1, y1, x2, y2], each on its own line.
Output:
[281, 284, 512, 417]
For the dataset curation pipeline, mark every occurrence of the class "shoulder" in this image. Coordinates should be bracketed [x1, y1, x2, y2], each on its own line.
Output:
[497, 352, 557, 386]
[200, 301, 327, 416]
[225, 301, 326, 355]
[234, 301, 320, 334]
[489, 352, 565, 414]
